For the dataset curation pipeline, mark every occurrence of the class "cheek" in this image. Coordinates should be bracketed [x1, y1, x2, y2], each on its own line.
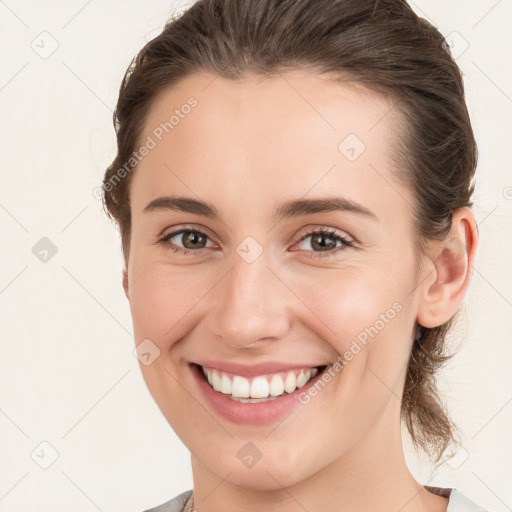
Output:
[287, 266, 402, 343]
[128, 261, 216, 346]
[127, 262, 215, 416]
[283, 264, 414, 385]
[129, 249, 415, 366]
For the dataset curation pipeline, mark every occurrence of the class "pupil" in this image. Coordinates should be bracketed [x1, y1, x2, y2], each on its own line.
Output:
[184, 231, 206, 248]
[313, 233, 336, 251]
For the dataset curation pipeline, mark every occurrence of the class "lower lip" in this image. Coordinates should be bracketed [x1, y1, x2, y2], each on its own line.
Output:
[189, 363, 326, 425]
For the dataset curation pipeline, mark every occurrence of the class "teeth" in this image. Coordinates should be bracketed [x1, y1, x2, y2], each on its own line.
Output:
[230, 395, 280, 403]
[284, 372, 297, 393]
[212, 371, 221, 392]
[232, 376, 250, 398]
[250, 376, 270, 398]
[296, 370, 309, 388]
[269, 374, 285, 396]
[201, 365, 321, 400]
[220, 373, 232, 395]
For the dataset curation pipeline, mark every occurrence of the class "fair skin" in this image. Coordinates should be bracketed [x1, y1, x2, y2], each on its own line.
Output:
[122, 70, 477, 512]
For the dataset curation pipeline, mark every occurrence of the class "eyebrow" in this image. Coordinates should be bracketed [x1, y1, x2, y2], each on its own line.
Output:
[143, 195, 378, 222]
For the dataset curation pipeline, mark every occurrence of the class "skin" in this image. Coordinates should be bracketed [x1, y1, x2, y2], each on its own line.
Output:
[122, 70, 478, 512]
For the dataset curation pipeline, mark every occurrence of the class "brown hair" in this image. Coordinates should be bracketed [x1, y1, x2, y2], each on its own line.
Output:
[103, 0, 477, 462]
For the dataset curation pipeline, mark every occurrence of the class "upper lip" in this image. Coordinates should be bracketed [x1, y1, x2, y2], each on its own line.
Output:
[194, 360, 325, 377]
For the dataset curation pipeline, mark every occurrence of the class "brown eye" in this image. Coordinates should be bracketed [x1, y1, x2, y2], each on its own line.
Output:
[181, 230, 207, 249]
[296, 228, 354, 257]
[159, 229, 214, 254]
[309, 232, 339, 251]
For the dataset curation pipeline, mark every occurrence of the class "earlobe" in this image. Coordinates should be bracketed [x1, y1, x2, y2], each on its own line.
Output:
[122, 268, 130, 300]
[417, 207, 478, 328]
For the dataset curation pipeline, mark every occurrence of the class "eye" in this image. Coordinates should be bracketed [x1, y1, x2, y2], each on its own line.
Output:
[294, 228, 354, 257]
[158, 228, 215, 255]
[157, 226, 354, 257]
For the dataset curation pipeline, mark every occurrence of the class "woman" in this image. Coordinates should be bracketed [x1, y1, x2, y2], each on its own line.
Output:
[102, 0, 491, 510]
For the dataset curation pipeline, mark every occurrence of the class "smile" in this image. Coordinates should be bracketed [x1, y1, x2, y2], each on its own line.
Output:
[200, 364, 326, 403]
[189, 361, 332, 424]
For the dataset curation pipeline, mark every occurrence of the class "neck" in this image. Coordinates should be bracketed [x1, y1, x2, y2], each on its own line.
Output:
[188, 402, 448, 512]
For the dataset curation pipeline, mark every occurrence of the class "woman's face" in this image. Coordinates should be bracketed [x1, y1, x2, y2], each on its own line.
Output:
[125, 70, 425, 488]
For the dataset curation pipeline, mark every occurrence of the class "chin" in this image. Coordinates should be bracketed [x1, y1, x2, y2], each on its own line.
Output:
[193, 437, 329, 492]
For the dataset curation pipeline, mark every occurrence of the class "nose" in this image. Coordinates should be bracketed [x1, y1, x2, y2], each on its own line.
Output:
[208, 249, 291, 350]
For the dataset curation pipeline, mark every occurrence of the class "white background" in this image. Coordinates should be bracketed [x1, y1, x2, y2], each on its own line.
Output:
[0, 1, 511, 511]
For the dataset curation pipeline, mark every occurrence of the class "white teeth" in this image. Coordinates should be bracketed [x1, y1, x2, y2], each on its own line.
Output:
[231, 376, 250, 398]
[250, 376, 270, 398]
[284, 372, 297, 393]
[201, 365, 321, 400]
[220, 373, 232, 394]
[230, 395, 280, 403]
[296, 370, 309, 388]
[212, 370, 221, 392]
[269, 374, 285, 396]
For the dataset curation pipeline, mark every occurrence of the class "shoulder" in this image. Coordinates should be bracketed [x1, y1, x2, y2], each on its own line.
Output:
[447, 488, 495, 512]
[426, 485, 495, 512]
[139, 487, 496, 512]
[141, 490, 193, 512]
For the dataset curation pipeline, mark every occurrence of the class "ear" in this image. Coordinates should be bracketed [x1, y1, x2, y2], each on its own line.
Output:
[122, 268, 130, 300]
[417, 207, 478, 328]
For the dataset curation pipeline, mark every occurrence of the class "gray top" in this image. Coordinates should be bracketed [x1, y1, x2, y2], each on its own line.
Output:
[143, 490, 192, 512]
[142, 486, 493, 512]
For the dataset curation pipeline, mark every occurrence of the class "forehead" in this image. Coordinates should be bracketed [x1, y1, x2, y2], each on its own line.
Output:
[131, 69, 409, 222]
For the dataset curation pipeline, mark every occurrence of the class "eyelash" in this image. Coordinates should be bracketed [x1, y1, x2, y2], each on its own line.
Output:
[157, 227, 354, 258]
